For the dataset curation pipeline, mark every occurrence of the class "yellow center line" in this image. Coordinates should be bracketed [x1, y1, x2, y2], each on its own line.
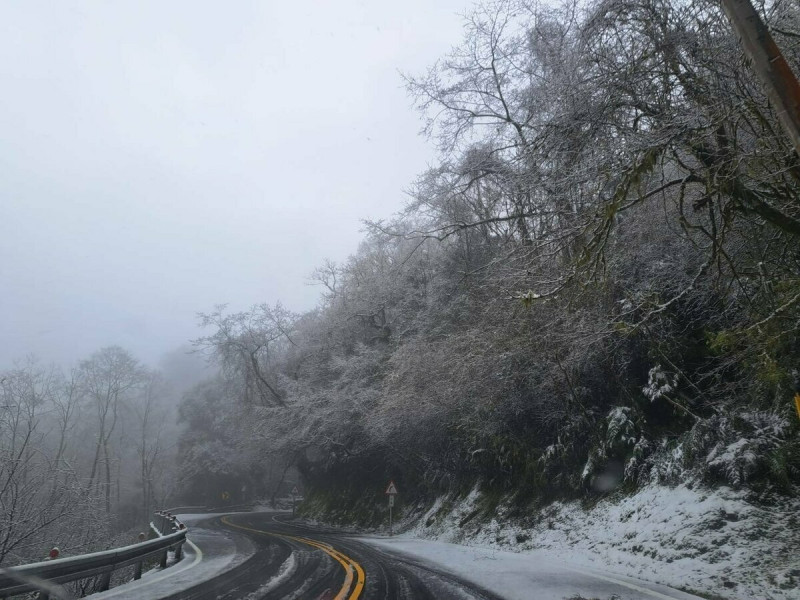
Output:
[220, 516, 365, 600]
[291, 537, 365, 600]
[292, 537, 354, 600]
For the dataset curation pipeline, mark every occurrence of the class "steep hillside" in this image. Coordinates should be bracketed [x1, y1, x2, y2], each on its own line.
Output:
[176, 4, 800, 597]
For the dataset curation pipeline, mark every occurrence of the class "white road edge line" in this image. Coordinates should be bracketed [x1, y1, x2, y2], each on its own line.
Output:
[96, 536, 204, 598]
[271, 514, 307, 529]
[562, 565, 688, 600]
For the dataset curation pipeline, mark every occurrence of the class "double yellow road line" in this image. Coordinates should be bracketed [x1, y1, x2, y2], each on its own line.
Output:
[290, 535, 365, 600]
[220, 516, 365, 600]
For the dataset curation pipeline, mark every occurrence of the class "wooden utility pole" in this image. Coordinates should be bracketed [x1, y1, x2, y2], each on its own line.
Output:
[721, 0, 800, 156]
[723, 1, 800, 423]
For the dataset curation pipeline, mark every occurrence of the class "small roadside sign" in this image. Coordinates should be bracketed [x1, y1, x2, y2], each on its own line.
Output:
[385, 480, 398, 536]
[291, 486, 299, 517]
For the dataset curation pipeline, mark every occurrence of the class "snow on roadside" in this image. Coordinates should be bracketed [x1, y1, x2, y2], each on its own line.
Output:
[362, 536, 705, 600]
[398, 484, 799, 600]
[241, 552, 297, 599]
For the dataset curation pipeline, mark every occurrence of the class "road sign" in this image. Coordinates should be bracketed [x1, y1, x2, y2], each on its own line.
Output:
[291, 485, 299, 517]
[385, 480, 398, 536]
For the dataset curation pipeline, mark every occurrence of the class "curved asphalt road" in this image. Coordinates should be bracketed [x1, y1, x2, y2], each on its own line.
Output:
[164, 511, 503, 600]
[156, 511, 706, 600]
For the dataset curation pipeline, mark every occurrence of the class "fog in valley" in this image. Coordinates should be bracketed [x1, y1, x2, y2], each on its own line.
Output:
[0, 0, 465, 368]
[0, 0, 465, 566]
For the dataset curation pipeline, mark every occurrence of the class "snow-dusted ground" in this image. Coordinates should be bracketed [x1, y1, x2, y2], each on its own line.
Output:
[82, 490, 796, 600]
[384, 484, 799, 600]
[362, 536, 705, 600]
[90, 513, 255, 599]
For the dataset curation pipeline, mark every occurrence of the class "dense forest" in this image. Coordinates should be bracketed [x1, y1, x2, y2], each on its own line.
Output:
[177, 0, 800, 522]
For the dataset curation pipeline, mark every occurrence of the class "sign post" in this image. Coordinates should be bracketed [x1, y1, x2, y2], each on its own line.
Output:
[291, 485, 299, 517]
[385, 480, 398, 536]
[793, 370, 800, 422]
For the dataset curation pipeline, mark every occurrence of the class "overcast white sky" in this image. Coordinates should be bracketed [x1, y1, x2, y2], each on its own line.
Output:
[0, 0, 470, 368]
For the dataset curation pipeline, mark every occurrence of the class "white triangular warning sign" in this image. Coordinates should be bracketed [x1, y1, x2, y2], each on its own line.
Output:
[385, 480, 398, 495]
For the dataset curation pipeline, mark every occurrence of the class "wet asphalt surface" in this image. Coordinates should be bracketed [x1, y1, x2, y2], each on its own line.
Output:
[163, 511, 504, 600]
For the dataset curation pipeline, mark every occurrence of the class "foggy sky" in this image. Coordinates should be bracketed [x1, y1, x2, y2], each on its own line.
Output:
[0, 1, 468, 368]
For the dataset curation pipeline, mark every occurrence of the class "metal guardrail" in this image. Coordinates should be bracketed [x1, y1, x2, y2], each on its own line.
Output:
[162, 505, 205, 514]
[152, 511, 187, 538]
[0, 512, 187, 599]
[203, 501, 253, 512]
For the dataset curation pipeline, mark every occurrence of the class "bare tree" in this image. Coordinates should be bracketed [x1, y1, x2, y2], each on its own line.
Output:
[0, 360, 103, 565]
[79, 347, 144, 513]
[194, 304, 299, 407]
[131, 372, 170, 524]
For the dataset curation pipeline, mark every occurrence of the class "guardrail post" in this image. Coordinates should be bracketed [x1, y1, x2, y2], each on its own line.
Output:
[160, 549, 168, 569]
[133, 560, 143, 580]
[174, 541, 183, 562]
[99, 571, 112, 592]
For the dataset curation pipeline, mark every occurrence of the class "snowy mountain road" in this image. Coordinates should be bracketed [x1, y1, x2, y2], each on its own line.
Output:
[160, 511, 506, 600]
[153, 511, 704, 600]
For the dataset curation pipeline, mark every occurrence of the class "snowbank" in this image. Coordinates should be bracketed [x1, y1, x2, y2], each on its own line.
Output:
[399, 484, 799, 599]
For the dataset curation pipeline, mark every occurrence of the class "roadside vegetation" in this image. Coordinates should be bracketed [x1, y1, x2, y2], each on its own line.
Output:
[178, 0, 800, 522]
[5, 0, 798, 594]
[0, 347, 195, 567]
